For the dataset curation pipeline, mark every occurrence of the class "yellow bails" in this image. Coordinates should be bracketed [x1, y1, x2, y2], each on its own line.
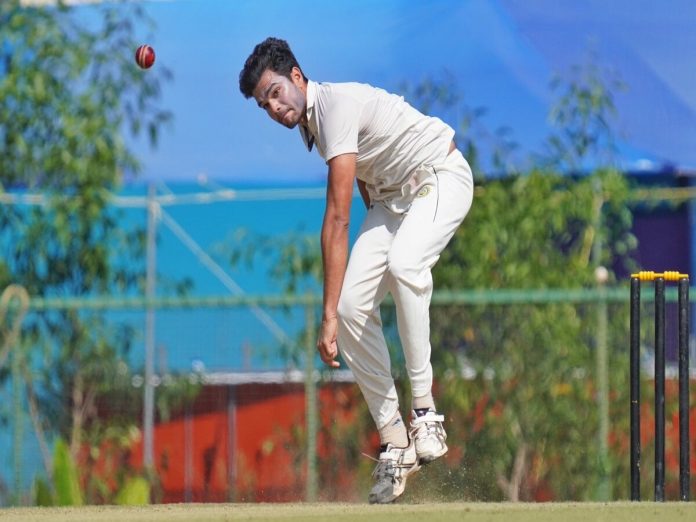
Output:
[631, 271, 689, 281]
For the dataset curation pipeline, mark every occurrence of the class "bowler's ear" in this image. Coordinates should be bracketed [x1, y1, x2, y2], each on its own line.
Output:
[291, 66, 305, 85]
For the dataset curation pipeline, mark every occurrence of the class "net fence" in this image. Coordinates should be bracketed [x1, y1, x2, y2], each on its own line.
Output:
[1, 289, 694, 505]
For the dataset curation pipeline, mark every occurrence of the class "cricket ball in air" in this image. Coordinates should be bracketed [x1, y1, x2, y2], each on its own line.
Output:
[135, 44, 155, 69]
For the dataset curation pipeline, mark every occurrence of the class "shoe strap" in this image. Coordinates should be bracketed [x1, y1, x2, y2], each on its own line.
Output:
[411, 413, 444, 425]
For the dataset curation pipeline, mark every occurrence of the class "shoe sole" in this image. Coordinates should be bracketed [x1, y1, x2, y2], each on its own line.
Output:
[368, 462, 421, 504]
[418, 444, 448, 464]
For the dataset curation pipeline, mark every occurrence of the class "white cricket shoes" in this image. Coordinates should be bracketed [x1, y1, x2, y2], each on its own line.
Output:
[368, 441, 420, 504]
[410, 409, 448, 464]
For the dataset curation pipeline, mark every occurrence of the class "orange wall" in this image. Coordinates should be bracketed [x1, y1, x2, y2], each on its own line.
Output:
[129, 382, 360, 502]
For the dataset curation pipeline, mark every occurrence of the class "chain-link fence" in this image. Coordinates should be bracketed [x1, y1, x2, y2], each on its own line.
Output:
[1, 287, 694, 506]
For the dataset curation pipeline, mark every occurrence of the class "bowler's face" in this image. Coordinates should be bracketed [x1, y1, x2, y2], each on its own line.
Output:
[252, 67, 307, 129]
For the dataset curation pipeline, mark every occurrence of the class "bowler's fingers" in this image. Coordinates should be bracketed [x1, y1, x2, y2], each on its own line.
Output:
[317, 339, 340, 368]
[317, 316, 341, 368]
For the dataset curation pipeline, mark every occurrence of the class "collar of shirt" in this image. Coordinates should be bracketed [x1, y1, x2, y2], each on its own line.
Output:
[299, 80, 318, 152]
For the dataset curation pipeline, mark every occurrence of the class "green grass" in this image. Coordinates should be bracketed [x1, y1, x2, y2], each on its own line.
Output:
[2, 502, 696, 522]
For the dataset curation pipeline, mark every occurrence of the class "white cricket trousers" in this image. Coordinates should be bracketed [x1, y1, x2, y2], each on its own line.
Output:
[336, 149, 474, 429]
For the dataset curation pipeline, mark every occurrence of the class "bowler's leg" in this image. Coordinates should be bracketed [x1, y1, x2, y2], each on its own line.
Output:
[336, 204, 402, 431]
[388, 150, 474, 461]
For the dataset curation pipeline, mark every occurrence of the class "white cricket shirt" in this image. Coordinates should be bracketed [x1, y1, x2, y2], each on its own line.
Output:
[299, 80, 455, 207]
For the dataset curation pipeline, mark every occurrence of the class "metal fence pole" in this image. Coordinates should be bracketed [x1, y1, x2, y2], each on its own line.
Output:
[591, 177, 611, 501]
[595, 270, 611, 500]
[304, 301, 318, 501]
[144, 184, 158, 472]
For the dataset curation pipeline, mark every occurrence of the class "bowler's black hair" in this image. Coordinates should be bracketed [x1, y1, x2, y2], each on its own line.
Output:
[239, 37, 308, 98]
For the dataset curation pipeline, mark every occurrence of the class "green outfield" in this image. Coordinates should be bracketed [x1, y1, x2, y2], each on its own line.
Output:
[2, 502, 696, 522]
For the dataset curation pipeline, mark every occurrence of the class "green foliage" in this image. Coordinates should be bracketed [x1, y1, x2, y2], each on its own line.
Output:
[76, 366, 198, 504]
[0, 0, 183, 505]
[437, 170, 634, 292]
[53, 438, 84, 506]
[33, 476, 54, 506]
[114, 477, 150, 506]
[542, 57, 624, 171]
[35, 429, 157, 506]
[0, 0, 172, 189]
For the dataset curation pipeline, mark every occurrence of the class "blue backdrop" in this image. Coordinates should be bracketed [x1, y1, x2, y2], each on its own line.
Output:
[116, 0, 696, 183]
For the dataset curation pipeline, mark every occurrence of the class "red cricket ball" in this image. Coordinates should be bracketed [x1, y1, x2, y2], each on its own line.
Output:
[135, 44, 155, 69]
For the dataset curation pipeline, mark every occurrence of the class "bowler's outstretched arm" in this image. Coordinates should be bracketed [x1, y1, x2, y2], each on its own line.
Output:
[317, 152, 357, 368]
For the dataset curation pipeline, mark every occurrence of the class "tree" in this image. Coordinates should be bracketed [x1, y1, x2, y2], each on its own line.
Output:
[422, 62, 635, 501]
[423, 168, 633, 501]
[0, 0, 174, 503]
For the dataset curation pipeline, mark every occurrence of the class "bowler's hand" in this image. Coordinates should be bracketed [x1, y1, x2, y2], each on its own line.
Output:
[317, 316, 341, 368]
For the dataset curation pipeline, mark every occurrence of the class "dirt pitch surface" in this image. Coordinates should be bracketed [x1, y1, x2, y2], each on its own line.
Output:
[3, 502, 696, 522]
